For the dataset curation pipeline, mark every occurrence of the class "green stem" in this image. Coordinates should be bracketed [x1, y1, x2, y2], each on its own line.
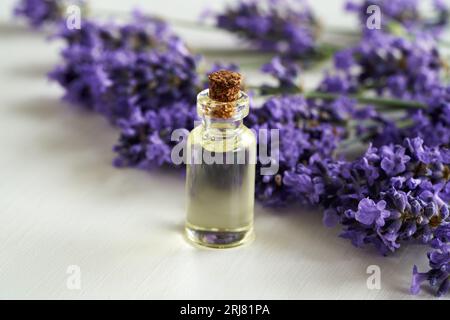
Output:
[324, 26, 360, 38]
[304, 91, 425, 109]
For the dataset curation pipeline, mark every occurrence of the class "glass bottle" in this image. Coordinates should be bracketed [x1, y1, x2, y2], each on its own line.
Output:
[185, 72, 256, 248]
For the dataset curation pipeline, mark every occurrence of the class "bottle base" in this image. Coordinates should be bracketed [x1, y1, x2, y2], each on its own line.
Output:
[185, 223, 254, 249]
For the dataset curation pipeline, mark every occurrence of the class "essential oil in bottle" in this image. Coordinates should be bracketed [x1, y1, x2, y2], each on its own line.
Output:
[185, 70, 256, 248]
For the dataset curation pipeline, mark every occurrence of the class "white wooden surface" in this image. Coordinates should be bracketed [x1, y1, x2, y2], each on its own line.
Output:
[0, 0, 448, 299]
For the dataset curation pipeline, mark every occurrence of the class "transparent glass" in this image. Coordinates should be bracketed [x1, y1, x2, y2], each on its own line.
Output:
[185, 89, 256, 248]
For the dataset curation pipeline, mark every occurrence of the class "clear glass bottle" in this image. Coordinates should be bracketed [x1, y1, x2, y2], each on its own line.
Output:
[185, 88, 256, 248]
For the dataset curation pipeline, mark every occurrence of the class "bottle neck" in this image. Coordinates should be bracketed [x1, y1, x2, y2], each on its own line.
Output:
[196, 89, 250, 139]
[201, 117, 244, 138]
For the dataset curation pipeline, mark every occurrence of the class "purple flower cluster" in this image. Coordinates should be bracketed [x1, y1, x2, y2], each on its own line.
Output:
[411, 224, 450, 297]
[260, 56, 301, 92]
[14, 0, 63, 28]
[405, 85, 450, 148]
[215, 0, 320, 58]
[283, 137, 450, 255]
[346, 0, 449, 36]
[113, 102, 196, 169]
[245, 95, 376, 206]
[318, 31, 450, 149]
[319, 32, 444, 99]
[49, 14, 200, 123]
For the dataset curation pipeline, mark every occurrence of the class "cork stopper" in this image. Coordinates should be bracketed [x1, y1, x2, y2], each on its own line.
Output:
[208, 70, 242, 103]
[204, 70, 242, 119]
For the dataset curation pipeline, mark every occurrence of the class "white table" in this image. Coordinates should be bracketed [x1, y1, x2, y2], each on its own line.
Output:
[0, 0, 447, 299]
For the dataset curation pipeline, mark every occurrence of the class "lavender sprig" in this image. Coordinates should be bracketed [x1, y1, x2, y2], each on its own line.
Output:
[316, 31, 450, 148]
[260, 56, 302, 93]
[411, 224, 450, 297]
[346, 0, 449, 37]
[283, 137, 450, 255]
[113, 102, 196, 169]
[319, 32, 445, 100]
[14, 0, 86, 28]
[214, 0, 320, 58]
[49, 14, 200, 123]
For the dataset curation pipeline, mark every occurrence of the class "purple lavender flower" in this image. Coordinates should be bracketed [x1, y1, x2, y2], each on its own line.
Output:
[411, 224, 450, 297]
[284, 137, 450, 255]
[368, 83, 450, 148]
[320, 31, 450, 149]
[318, 73, 355, 94]
[355, 198, 390, 226]
[380, 144, 411, 176]
[346, 0, 449, 37]
[333, 49, 355, 70]
[406, 85, 450, 148]
[214, 0, 320, 58]
[113, 102, 197, 169]
[246, 95, 308, 129]
[321, 32, 444, 100]
[246, 95, 375, 206]
[49, 15, 200, 123]
[261, 56, 301, 92]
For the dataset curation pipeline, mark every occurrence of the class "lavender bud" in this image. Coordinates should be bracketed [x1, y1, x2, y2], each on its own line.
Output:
[410, 200, 422, 216]
[406, 178, 421, 190]
[390, 210, 402, 219]
[424, 203, 438, 218]
[439, 205, 449, 220]
[404, 222, 417, 238]
[393, 191, 407, 212]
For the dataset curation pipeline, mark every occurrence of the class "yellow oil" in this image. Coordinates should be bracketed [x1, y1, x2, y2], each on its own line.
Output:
[185, 124, 256, 248]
